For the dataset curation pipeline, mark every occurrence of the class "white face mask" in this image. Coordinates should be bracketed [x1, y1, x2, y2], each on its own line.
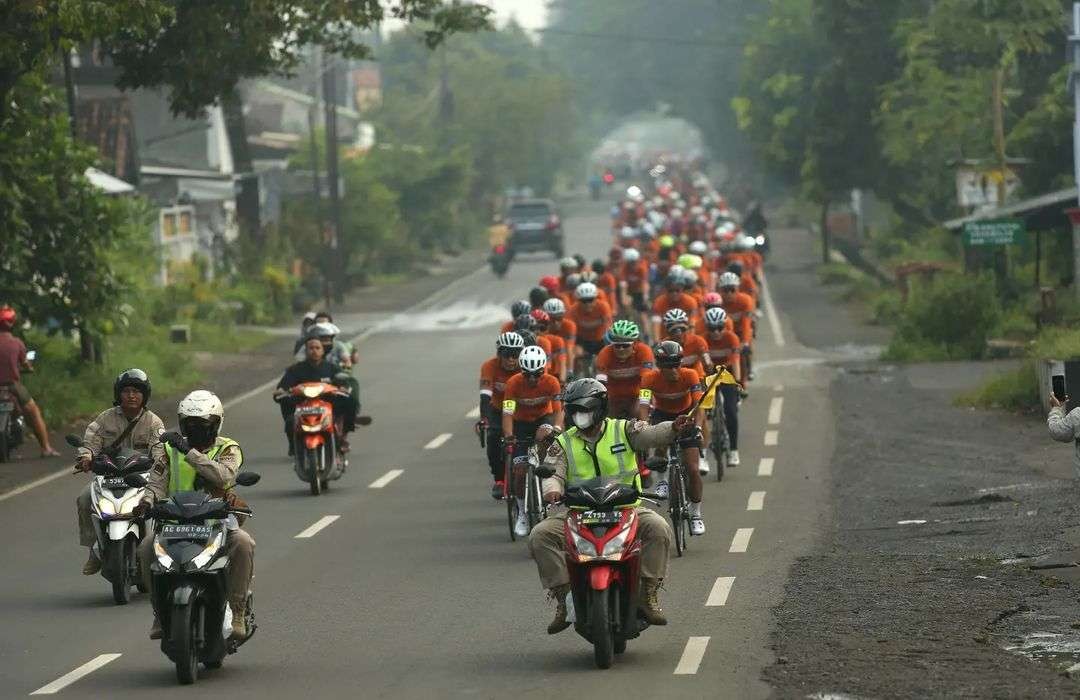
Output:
[572, 411, 595, 429]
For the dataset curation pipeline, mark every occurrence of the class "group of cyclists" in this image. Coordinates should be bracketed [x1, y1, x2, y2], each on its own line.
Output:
[476, 168, 767, 630]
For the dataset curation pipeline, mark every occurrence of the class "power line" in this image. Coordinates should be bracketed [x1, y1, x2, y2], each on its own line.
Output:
[536, 27, 733, 48]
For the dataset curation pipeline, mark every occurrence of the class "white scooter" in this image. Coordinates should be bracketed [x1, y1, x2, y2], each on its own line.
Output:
[66, 434, 153, 604]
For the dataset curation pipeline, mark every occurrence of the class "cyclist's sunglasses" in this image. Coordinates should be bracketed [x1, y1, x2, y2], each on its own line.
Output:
[667, 325, 689, 334]
[522, 368, 546, 377]
[612, 342, 633, 349]
[497, 347, 523, 358]
[721, 286, 738, 293]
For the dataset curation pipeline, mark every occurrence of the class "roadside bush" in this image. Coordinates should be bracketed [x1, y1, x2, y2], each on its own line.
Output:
[869, 289, 903, 325]
[885, 273, 1000, 360]
[956, 360, 1039, 412]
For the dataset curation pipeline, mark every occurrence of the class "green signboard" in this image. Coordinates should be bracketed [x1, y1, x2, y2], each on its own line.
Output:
[962, 218, 1025, 246]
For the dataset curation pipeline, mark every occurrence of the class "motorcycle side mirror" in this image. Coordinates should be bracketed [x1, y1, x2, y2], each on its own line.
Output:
[356, 415, 373, 426]
[124, 473, 148, 488]
[235, 472, 261, 487]
[65, 434, 84, 448]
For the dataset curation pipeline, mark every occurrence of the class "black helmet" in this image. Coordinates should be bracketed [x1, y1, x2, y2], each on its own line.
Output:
[513, 314, 537, 333]
[591, 258, 606, 275]
[517, 329, 538, 347]
[562, 378, 608, 427]
[114, 368, 151, 406]
[572, 253, 587, 270]
[510, 300, 531, 318]
[653, 340, 683, 368]
[726, 261, 744, 276]
[528, 286, 549, 309]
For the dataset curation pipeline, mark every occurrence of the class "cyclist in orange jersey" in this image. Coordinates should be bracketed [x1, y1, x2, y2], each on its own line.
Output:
[594, 320, 654, 419]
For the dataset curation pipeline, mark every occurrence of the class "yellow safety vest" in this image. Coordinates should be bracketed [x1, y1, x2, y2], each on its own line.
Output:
[165, 437, 239, 495]
[558, 418, 641, 506]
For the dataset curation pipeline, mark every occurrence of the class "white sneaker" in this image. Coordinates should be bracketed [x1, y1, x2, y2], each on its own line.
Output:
[698, 452, 711, 476]
[654, 480, 669, 499]
[689, 502, 705, 535]
[729, 450, 740, 467]
[514, 511, 529, 537]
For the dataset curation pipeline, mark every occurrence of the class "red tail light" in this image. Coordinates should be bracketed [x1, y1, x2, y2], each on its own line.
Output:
[494, 244, 506, 255]
[546, 215, 560, 229]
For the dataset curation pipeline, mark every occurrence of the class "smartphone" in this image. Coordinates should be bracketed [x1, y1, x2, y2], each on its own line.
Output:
[25, 350, 36, 362]
[1052, 374, 1067, 401]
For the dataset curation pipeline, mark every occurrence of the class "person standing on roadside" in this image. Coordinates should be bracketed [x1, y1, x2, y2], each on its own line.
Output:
[0, 305, 59, 458]
[1048, 393, 1080, 478]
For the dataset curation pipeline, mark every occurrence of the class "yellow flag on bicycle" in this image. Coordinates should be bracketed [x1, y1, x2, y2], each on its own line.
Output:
[700, 374, 718, 410]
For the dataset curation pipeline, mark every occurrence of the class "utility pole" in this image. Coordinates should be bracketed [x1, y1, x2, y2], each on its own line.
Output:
[307, 48, 327, 307]
[1070, 3, 1080, 298]
[322, 52, 344, 304]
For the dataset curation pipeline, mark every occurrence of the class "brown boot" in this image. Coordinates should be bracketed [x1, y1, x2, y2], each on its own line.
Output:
[229, 598, 248, 640]
[82, 549, 101, 576]
[547, 584, 571, 635]
[149, 613, 163, 640]
[639, 578, 667, 626]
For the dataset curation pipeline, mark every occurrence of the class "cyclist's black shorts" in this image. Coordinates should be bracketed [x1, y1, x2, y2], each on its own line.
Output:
[630, 292, 647, 312]
[579, 339, 604, 356]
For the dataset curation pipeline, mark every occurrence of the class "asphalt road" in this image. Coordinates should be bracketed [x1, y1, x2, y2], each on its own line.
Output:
[2, 201, 838, 698]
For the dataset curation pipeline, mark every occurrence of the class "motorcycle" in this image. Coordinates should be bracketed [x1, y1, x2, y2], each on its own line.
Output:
[64, 434, 153, 604]
[125, 470, 260, 685]
[489, 242, 512, 277]
[0, 349, 34, 462]
[560, 473, 659, 669]
[280, 381, 352, 496]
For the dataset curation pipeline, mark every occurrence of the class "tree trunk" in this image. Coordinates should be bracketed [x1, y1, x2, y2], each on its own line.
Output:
[221, 88, 261, 245]
[820, 199, 831, 265]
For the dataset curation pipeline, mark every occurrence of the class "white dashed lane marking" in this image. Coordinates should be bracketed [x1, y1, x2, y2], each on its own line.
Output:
[466, 407, 480, 419]
[757, 457, 774, 476]
[673, 637, 710, 675]
[424, 433, 453, 449]
[368, 469, 403, 489]
[31, 654, 122, 695]
[747, 491, 765, 511]
[705, 577, 735, 606]
[729, 528, 753, 553]
[768, 397, 783, 425]
[295, 515, 340, 539]
[764, 430, 779, 446]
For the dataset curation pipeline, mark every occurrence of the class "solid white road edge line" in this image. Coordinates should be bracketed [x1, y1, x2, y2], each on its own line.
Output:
[368, 469, 404, 489]
[3, 262, 492, 504]
[747, 491, 766, 511]
[764, 430, 779, 446]
[294, 515, 341, 539]
[768, 397, 784, 425]
[729, 528, 753, 553]
[705, 577, 735, 607]
[757, 457, 774, 477]
[759, 272, 786, 347]
[673, 637, 710, 675]
[466, 406, 480, 419]
[424, 433, 453, 450]
[30, 653, 122, 695]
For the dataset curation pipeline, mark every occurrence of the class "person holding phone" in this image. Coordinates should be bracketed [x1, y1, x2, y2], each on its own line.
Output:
[0, 305, 59, 458]
[1047, 377, 1080, 478]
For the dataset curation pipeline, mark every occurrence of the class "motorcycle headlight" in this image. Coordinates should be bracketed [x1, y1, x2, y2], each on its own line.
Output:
[570, 530, 597, 558]
[601, 526, 631, 558]
[190, 532, 223, 570]
[97, 498, 116, 516]
[153, 540, 174, 570]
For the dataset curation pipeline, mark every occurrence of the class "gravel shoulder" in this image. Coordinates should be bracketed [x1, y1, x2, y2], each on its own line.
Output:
[763, 230, 1080, 698]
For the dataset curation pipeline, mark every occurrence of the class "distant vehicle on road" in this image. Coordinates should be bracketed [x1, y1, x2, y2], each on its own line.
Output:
[506, 199, 564, 258]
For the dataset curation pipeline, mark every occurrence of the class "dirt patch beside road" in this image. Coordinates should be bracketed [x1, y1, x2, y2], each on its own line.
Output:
[765, 362, 1080, 698]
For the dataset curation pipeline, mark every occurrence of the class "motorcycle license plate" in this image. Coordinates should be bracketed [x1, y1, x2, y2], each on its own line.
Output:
[579, 510, 621, 525]
[161, 524, 213, 539]
[101, 477, 129, 489]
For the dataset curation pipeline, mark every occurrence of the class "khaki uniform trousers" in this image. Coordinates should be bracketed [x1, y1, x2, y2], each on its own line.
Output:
[138, 526, 255, 604]
[76, 484, 97, 546]
[528, 507, 673, 589]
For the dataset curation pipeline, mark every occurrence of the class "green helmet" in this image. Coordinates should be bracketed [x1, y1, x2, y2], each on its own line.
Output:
[609, 319, 640, 342]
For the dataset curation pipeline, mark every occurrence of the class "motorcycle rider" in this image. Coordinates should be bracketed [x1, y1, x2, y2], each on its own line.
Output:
[74, 369, 165, 575]
[528, 378, 691, 634]
[275, 332, 356, 455]
[308, 321, 361, 434]
[479, 332, 524, 499]
[292, 312, 317, 354]
[138, 390, 254, 641]
[0, 305, 59, 457]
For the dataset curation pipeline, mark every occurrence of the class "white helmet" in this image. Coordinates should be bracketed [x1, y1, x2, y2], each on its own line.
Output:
[640, 222, 657, 237]
[496, 331, 525, 350]
[682, 269, 699, 286]
[559, 256, 579, 271]
[177, 390, 224, 444]
[575, 282, 599, 301]
[704, 307, 729, 329]
[620, 226, 637, 240]
[542, 298, 566, 316]
[518, 346, 548, 374]
[719, 271, 741, 289]
[689, 240, 708, 255]
[580, 270, 598, 283]
[622, 248, 641, 263]
[737, 235, 757, 251]
[662, 308, 690, 327]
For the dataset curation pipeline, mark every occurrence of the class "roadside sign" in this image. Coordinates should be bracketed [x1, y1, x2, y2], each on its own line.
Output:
[962, 218, 1025, 246]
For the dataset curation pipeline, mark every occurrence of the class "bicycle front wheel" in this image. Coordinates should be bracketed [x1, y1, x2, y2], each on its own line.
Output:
[669, 463, 687, 556]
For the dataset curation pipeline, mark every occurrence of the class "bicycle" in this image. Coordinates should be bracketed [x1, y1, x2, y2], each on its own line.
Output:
[702, 366, 738, 482]
[523, 442, 549, 532]
[663, 443, 692, 557]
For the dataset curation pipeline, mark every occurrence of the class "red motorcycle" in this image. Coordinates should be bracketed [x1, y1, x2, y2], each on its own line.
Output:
[562, 474, 654, 669]
[286, 381, 350, 496]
